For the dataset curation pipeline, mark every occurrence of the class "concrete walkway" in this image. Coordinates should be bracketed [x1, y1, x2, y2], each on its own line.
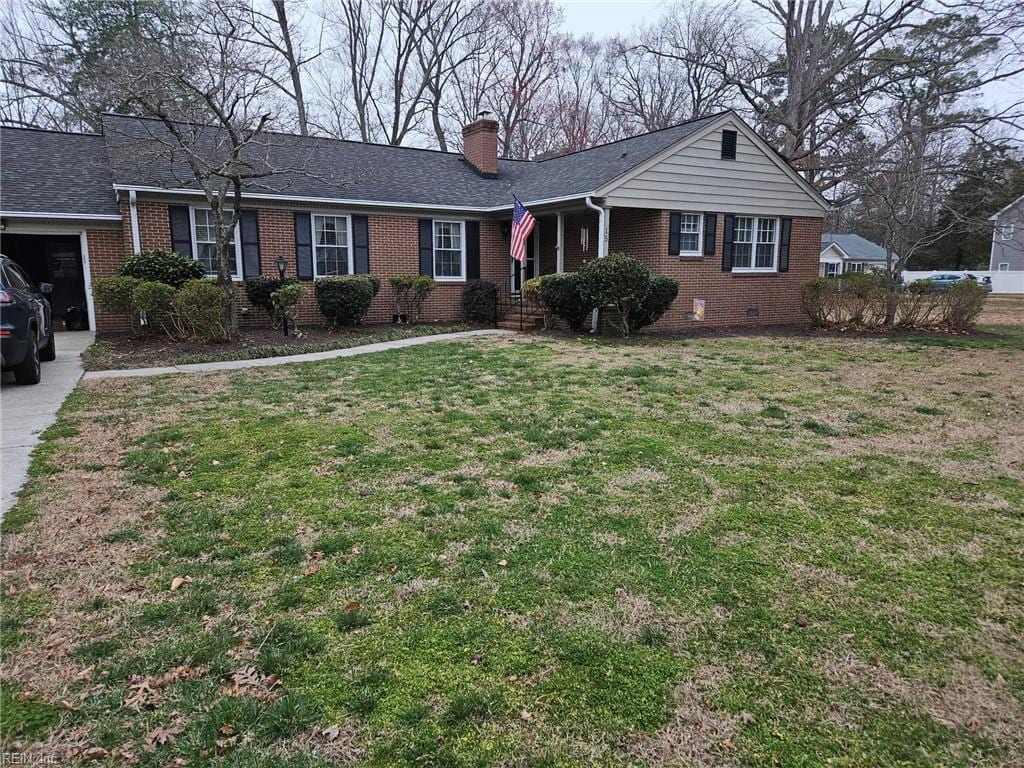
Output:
[84, 328, 514, 380]
[2, 331, 94, 517]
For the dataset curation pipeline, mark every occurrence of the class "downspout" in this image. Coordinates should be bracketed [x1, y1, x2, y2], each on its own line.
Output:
[128, 190, 142, 255]
[584, 196, 607, 333]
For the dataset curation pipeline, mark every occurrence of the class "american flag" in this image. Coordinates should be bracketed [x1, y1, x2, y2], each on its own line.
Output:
[510, 196, 536, 263]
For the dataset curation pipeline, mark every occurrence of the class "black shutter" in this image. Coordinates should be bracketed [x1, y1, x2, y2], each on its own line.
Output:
[239, 210, 261, 278]
[418, 219, 434, 276]
[703, 213, 717, 256]
[294, 211, 313, 279]
[168, 206, 192, 258]
[668, 211, 681, 255]
[778, 217, 792, 272]
[352, 215, 370, 274]
[721, 130, 737, 160]
[722, 214, 735, 272]
[466, 221, 480, 280]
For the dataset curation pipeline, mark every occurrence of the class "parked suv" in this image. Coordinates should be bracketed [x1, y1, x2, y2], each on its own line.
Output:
[1, 255, 55, 385]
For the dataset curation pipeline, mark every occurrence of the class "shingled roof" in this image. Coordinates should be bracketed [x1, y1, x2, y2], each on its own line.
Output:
[820, 233, 887, 261]
[2, 111, 731, 216]
[100, 111, 727, 210]
[0, 127, 120, 217]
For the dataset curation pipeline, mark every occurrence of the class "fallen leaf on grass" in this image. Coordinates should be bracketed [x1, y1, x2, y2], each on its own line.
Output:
[169, 576, 192, 591]
[144, 725, 182, 752]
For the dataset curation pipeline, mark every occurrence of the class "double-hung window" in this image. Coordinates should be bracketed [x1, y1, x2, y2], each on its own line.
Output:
[192, 207, 241, 278]
[676, 213, 703, 255]
[313, 214, 351, 276]
[732, 216, 778, 271]
[846, 262, 865, 274]
[823, 262, 840, 277]
[433, 220, 465, 281]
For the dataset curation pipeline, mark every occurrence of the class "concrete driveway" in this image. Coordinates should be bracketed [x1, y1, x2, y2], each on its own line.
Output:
[1, 330, 93, 517]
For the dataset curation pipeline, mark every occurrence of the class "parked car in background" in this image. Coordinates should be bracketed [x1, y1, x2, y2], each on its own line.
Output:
[928, 272, 971, 290]
[1, 255, 55, 385]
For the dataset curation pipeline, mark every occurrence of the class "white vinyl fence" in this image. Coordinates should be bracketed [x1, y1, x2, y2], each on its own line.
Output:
[901, 270, 1024, 294]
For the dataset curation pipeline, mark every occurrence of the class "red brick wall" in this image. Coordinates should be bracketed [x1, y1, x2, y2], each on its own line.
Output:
[608, 208, 822, 330]
[89, 196, 822, 335]
[86, 228, 128, 333]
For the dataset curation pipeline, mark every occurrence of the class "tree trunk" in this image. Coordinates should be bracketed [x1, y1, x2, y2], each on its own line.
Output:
[273, 0, 308, 136]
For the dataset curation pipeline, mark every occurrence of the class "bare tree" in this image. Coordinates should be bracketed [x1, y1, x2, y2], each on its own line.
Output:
[232, 0, 322, 135]
[104, 2, 301, 338]
[416, 0, 489, 151]
[0, 0, 186, 131]
[479, 0, 563, 158]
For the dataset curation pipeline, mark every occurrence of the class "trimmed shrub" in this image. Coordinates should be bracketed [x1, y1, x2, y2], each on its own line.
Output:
[538, 273, 591, 331]
[93, 276, 143, 315]
[579, 252, 664, 337]
[390, 274, 436, 322]
[131, 281, 176, 334]
[172, 280, 230, 342]
[461, 280, 497, 323]
[632, 275, 679, 331]
[314, 275, 380, 326]
[119, 249, 205, 288]
[245, 277, 298, 321]
[841, 272, 887, 326]
[941, 280, 987, 331]
[271, 282, 304, 334]
[897, 279, 944, 328]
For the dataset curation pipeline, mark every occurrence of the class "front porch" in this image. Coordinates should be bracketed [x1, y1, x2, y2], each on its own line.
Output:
[494, 204, 610, 330]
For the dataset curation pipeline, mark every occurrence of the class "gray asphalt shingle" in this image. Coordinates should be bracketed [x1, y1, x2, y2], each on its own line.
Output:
[1, 111, 726, 216]
[1, 127, 120, 216]
[821, 233, 887, 260]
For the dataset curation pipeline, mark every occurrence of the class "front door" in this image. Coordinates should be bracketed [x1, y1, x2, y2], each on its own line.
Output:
[511, 225, 538, 294]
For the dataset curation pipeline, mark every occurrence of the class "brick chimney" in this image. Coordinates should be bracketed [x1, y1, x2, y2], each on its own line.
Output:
[462, 112, 499, 177]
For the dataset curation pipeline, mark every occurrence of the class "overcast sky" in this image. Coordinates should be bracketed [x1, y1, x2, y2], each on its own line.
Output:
[556, 0, 664, 37]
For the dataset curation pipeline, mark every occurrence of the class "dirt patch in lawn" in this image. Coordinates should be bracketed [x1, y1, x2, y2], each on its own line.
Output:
[622, 664, 738, 767]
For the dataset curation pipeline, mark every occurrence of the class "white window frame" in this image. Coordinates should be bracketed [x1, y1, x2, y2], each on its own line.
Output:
[998, 262, 1010, 272]
[311, 213, 354, 277]
[731, 215, 779, 273]
[846, 262, 866, 274]
[433, 219, 466, 282]
[822, 262, 840, 277]
[675, 212, 703, 256]
[190, 206, 243, 280]
[1001, 223, 1014, 240]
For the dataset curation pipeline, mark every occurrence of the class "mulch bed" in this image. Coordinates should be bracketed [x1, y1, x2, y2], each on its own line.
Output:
[83, 323, 474, 370]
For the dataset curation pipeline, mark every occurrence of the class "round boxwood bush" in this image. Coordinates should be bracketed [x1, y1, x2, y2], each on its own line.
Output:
[131, 281, 176, 332]
[314, 275, 380, 326]
[119, 249, 205, 288]
[93, 276, 143, 315]
[172, 279, 230, 341]
[632, 275, 679, 330]
[462, 280, 498, 323]
[537, 273, 591, 331]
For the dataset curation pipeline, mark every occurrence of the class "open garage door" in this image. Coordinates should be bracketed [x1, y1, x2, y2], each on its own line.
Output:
[1, 234, 90, 330]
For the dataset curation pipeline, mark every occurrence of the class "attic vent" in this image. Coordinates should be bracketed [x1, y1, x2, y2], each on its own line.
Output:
[721, 130, 737, 160]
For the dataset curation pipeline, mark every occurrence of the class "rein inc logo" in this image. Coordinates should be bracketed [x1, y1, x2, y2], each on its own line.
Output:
[1, 753, 61, 765]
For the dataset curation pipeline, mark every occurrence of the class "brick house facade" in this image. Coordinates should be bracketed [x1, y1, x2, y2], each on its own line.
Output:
[1, 110, 829, 336]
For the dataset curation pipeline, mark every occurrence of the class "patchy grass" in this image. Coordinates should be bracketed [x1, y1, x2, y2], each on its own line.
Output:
[81, 323, 474, 370]
[2, 325, 1023, 766]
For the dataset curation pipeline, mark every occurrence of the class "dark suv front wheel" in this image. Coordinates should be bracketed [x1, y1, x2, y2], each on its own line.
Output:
[13, 332, 41, 385]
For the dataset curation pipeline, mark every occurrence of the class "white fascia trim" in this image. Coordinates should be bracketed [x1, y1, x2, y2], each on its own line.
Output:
[988, 193, 1024, 221]
[111, 184, 592, 214]
[0, 210, 122, 221]
[595, 111, 832, 213]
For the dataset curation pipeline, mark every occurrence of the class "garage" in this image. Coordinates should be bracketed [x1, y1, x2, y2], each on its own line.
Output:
[2, 233, 90, 330]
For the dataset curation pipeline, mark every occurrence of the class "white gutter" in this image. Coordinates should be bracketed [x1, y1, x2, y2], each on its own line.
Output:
[128, 190, 142, 254]
[110, 184, 593, 215]
[584, 195, 608, 333]
[0, 210, 122, 221]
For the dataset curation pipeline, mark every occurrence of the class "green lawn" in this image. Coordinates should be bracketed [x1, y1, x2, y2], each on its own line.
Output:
[2, 325, 1023, 766]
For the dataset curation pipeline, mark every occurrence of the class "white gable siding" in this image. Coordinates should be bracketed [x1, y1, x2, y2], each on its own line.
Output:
[603, 120, 827, 218]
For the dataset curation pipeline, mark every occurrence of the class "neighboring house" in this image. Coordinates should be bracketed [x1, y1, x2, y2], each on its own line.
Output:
[988, 193, 1024, 273]
[819, 233, 890, 277]
[0, 110, 829, 334]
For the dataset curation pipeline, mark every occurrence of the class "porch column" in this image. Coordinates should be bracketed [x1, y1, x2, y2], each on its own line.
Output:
[556, 212, 564, 273]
